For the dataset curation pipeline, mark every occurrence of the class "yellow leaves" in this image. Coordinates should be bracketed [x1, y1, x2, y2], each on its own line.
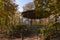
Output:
[0, 18, 6, 27]
[51, 11, 55, 13]
[40, 28, 45, 33]
[45, 8, 50, 11]
[0, 0, 18, 34]
[0, 0, 2, 2]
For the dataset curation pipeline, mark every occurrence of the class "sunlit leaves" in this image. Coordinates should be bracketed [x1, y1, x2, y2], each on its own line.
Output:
[0, 0, 18, 34]
[34, 0, 60, 39]
[34, 0, 60, 18]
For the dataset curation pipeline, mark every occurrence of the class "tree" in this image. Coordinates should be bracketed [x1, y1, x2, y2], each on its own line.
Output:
[34, 0, 60, 18]
[0, 0, 18, 34]
[23, 2, 35, 11]
[34, 0, 60, 40]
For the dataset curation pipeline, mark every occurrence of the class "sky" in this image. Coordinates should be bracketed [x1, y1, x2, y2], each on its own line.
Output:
[15, 0, 34, 12]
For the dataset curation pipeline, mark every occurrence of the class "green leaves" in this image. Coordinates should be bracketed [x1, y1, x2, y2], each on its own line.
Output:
[0, 0, 18, 34]
[34, 0, 60, 18]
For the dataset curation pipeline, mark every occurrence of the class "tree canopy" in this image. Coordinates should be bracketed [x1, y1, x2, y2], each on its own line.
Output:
[0, 0, 18, 34]
[34, 0, 60, 18]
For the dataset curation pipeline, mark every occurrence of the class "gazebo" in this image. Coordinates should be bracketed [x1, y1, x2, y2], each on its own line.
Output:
[22, 10, 51, 25]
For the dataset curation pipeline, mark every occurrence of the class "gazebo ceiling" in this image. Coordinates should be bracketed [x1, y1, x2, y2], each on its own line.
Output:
[22, 10, 51, 19]
[22, 10, 36, 19]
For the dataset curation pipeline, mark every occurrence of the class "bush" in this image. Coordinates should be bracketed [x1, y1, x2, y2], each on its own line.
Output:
[8, 25, 28, 38]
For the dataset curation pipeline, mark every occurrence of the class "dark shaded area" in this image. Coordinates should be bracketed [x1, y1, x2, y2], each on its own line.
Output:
[22, 10, 51, 19]
[8, 25, 45, 38]
[45, 30, 60, 40]
[22, 10, 36, 19]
